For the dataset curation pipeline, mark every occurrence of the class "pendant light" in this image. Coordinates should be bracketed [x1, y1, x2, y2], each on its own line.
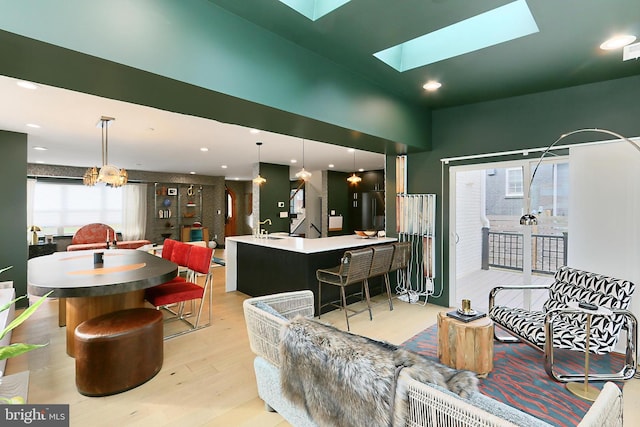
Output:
[295, 138, 312, 181]
[253, 142, 267, 185]
[347, 149, 362, 184]
[83, 116, 127, 187]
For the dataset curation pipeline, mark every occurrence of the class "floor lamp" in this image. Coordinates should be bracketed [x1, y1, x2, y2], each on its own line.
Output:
[521, 128, 640, 400]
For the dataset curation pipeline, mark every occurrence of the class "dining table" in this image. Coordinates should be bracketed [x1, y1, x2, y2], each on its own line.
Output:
[28, 249, 177, 357]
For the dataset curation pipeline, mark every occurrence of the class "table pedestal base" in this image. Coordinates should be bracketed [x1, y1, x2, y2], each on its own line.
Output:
[566, 381, 600, 401]
[65, 290, 145, 357]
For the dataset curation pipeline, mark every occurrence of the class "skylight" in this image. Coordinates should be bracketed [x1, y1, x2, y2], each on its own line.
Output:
[374, 0, 539, 72]
[278, 0, 350, 21]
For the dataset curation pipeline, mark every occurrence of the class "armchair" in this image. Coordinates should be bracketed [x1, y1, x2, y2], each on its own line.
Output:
[489, 266, 637, 382]
[66, 223, 151, 251]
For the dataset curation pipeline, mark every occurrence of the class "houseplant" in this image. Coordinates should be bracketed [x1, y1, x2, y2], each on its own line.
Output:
[0, 266, 51, 403]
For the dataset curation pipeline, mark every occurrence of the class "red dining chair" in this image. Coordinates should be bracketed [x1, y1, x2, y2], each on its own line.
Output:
[161, 238, 177, 260]
[145, 244, 214, 339]
[169, 240, 192, 281]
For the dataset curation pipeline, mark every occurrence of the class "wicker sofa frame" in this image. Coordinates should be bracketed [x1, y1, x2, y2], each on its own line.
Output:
[243, 291, 623, 427]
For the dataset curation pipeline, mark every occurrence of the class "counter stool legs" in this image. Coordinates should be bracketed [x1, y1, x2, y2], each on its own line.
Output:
[340, 286, 350, 330]
[363, 280, 373, 320]
[383, 274, 394, 311]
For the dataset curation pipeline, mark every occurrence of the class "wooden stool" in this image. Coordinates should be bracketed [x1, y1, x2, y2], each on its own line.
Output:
[74, 308, 163, 396]
[437, 311, 494, 377]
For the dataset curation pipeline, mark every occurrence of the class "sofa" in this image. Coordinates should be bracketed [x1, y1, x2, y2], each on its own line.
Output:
[66, 223, 151, 251]
[243, 291, 623, 427]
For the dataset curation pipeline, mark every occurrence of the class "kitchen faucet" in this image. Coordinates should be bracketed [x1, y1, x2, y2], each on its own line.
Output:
[255, 218, 272, 238]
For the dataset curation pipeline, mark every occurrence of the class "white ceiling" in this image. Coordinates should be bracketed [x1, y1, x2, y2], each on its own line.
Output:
[0, 75, 385, 180]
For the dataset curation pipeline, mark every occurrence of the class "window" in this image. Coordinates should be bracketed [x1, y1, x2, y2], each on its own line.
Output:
[32, 180, 123, 236]
[226, 192, 233, 219]
[290, 187, 304, 215]
[505, 167, 523, 197]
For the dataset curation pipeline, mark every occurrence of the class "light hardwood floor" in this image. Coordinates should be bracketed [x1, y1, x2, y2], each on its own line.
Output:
[8, 265, 640, 426]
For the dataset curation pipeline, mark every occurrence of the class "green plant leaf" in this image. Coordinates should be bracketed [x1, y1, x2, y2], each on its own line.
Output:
[0, 295, 27, 314]
[0, 343, 48, 361]
[0, 396, 26, 404]
[0, 291, 52, 341]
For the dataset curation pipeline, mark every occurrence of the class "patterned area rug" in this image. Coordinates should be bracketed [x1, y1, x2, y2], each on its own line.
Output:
[402, 325, 625, 427]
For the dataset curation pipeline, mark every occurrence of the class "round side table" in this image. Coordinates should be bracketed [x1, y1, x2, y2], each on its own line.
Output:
[437, 311, 494, 377]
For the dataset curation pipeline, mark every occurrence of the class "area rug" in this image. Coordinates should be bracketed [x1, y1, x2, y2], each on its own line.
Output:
[402, 325, 625, 427]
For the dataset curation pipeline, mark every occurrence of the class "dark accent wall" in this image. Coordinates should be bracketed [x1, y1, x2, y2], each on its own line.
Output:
[327, 171, 350, 236]
[0, 131, 28, 307]
[401, 75, 640, 306]
[258, 163, 291, 233]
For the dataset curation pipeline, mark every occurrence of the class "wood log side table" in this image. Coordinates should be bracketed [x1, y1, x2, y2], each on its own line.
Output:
[437, 311, 494, 378]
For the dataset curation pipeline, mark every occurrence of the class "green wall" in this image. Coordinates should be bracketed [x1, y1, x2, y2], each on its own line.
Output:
[0, 131, 28, 307]
[0, 0, 430, 153]
[327, 171, 351, 237]
[402, 74, 640, 306]
[258, 163, 291, 233]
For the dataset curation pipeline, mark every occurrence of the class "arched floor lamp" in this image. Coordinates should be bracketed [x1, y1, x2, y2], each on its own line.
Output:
[521, 128, 640, 226]
[520, 128, 640, 300]
[519, 128, 640, 400]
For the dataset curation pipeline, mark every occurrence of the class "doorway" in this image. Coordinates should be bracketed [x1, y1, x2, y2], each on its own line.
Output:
[449, 158, 568, 311]
[225, 186, 237, 238]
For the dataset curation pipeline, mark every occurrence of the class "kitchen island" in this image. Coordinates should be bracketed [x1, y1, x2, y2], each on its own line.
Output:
[226, 234, 396, 309]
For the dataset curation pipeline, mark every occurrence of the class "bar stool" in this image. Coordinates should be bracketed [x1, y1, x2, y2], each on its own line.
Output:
[368, 245, 395, 311]
[317, 247, 374, 331]
[388, 241, 411, 295]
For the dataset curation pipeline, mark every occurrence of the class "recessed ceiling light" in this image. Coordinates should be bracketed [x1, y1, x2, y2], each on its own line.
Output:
[358, 168, 364, 172]
[423, 81, 442, 91]
[328, 164, 335, 168]
[600, 35, 637, 50]
[33, 146, 48, 151]
[26, 123, 41, 128]
[250, 129, 260, 134]
[291, 159, 297, 164]
[221, 165, 228, 169]
[17, 81, 38, 90]
[189, 171, 196, 175]
[200, 147, 209, 152]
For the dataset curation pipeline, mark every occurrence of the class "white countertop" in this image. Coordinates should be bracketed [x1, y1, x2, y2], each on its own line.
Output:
[225, 234, 396, 254]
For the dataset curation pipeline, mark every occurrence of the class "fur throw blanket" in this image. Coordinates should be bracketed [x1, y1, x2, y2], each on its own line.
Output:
[280, 317, 478, 427]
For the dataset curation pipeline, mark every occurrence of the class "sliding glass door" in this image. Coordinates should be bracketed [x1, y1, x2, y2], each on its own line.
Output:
[449, 157, 568, 311]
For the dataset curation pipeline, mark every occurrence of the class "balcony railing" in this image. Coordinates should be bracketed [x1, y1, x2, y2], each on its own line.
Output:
[481, 228, 567, 274]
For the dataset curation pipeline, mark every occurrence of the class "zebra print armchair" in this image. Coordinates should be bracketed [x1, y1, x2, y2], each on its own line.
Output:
[489, 266, 637, 382]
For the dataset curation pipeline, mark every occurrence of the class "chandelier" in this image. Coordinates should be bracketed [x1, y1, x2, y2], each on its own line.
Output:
[295, 138, 312, 181]
[83, 116, 128, 187]
[252, 142, 267, 185]
[347, 149, 362, 184]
